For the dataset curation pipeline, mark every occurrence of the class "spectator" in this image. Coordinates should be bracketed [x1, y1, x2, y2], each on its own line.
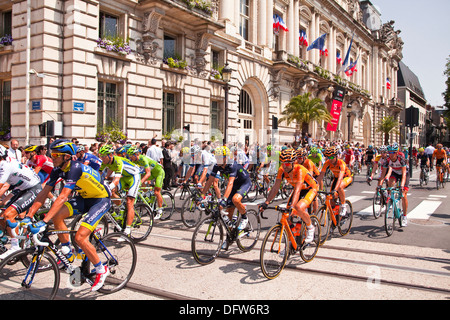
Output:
[7, 139, 22, 162]
[162, 141, 173, 190]
[146, 138, 163, 164]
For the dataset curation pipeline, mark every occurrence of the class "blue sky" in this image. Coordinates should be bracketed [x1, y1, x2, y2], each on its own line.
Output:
[372, 0, 450, 107]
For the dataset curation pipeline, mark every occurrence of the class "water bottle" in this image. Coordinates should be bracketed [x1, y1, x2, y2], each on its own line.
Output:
[221, 210, 232, 227]
[75, 248, 86, 260]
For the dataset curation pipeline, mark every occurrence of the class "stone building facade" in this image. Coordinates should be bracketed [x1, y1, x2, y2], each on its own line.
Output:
[0, 0, 404, 147]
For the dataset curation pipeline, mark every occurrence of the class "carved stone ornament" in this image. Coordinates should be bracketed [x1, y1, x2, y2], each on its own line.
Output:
[194, 31, 215, 78]
[137, 9, 164, 64]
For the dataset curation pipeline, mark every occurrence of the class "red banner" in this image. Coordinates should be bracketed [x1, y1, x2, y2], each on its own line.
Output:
[326, 86, 345, 132]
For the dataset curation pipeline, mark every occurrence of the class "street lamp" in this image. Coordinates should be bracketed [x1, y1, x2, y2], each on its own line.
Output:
[347, 104, 352, 142]
[222, 62, 232, 145]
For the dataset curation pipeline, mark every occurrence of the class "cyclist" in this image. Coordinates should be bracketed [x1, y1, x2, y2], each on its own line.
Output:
[417, 147, 430, 182]
[260, 148, 318, 243]
[22, 139, 112, 291]
[368, 145, 388, 184]
[296, 148, 320, 214]
[201, 146, 251, 239]
[379, 143, 409, 227]
[127, 146, 165, 219]
[98, 145, 142, 236]
[317, 146, 353, 216]
[342, 144, 355, 173]
[76, 145, 102, 171]
[307, 146, 324, 171]
[24, 145, 54, 184]
[431, 143, 448, 183]
[364, 145, 376, 175]
[0, 147, 42, 259]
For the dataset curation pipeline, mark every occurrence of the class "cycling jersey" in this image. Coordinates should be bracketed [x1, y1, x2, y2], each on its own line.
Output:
[210, 161, 251, 206]
[132, 154, 165, 189]
[27, 155, 54, 174]
[307, 153, 324, 166]
[342, 150, 354, 165]
[77, 153, 102, 171]
[100, 156, 141, 178]
[47, 161, 110, 198]
[432, 149, 447, 161]
[365, 149, 376, 162]
[321, 159, 351, 178]
[276, 164, 318, 207]
[417, 153, 428, 167]
[299, 158, 320, 177]
[0, 161, 40, 191]
[383, 154, 409, 175]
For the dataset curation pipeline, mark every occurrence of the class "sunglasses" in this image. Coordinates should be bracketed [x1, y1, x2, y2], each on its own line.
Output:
[388, 151, 397, 154]
[51, 152, 67, 158]
[327, 156, 335, 160]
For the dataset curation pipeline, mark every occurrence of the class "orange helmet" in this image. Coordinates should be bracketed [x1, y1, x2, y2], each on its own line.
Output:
[280, 148, 298, 163]
[324, 146, 338, 157]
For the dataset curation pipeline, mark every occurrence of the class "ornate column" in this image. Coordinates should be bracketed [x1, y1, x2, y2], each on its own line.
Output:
[258, 0, 267, 47]
[293, 0, 299, 57]
[287, 0, 294, 54]
[266, 0, 274, 49]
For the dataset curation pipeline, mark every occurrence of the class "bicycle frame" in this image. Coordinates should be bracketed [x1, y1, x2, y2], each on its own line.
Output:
[275, 208, 300, 251]
[384, 187, 403, 219]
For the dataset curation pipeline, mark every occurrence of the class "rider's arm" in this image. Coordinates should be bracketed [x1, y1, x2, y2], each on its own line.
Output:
[25, 184, 53, 219]
[222, 176, 235, 200]
[140, 167, 152, 185]
[264, 178, 282, 205]
[41, 186, 73, 224]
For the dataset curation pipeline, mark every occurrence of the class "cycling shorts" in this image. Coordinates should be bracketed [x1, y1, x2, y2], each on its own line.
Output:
[119, 174, 141, 198]
[149, 166, 165, 189]
[388, 171, 410, 192]
[64, 196, 111, 232]
[226, 180, 252, 207]
[330, 176, 353, 191]
[6, 184, 43, 215]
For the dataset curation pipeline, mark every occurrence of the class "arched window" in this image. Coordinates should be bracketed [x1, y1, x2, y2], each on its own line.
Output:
[239, 90, 252, 115]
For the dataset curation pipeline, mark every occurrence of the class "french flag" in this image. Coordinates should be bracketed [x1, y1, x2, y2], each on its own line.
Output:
[345, 57, 358, 76]
[273, 14, 288, 32]
[386, 78, 391, 89]
[299, 30, 308, 46]
[336, 51, 342, 64]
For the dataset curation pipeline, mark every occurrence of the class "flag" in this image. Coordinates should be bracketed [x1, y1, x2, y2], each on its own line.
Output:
[386, 78, 391, 89]
[299, 30, 308, 46]
[273, 14, 288, 32]
[345, 56, 359, 76]
[307, 33, 327, 52]
[336, 51, 342, 64]
[338, 32, 354, 74]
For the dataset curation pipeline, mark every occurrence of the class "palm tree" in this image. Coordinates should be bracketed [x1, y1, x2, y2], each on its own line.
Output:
[376, 116, 399, 145]
[279, 92, 332, 136]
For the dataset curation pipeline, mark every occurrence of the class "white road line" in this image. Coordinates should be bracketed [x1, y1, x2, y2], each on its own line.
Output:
[356, 205, 374, 216]
[407, 200, 442, 220]
[428, 195, 447, 198]
[346, 195, 366, 204]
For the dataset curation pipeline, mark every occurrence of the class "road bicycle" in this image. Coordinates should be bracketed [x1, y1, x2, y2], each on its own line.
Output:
[180, 186, 209, 228]
[435, 164, 446, 190]
[366, 162, 374, 181]
[191, 199, 261, 265]
[419, 166, 429, 187]
[383, 187, 405, 236]
[244, 171, 266, 202]
[315, 190, 353, 246]
[372, 185, 389, 219]
[138, 186, 175, 221]
[0, 220, 136, 300]
[259, 206, 320, 280]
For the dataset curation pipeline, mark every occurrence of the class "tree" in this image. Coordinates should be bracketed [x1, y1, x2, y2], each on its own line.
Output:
[376, 116, 399, 145]
[443, 55, 450, 126]
[279, 92, 332, 137]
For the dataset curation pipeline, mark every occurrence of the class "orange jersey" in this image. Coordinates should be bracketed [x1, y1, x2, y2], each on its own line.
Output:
[432, 149, 447, 160]
[321, 158, 351, 178]
[276, 164, 318, 190]
[300, 158, 320, 177]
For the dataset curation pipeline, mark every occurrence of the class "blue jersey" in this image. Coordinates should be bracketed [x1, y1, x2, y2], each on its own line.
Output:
[210, 161, 251, 187]
[77, 153, 102, 171]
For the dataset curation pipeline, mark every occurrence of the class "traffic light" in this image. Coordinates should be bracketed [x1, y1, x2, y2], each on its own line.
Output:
[272, 115, 278, 130]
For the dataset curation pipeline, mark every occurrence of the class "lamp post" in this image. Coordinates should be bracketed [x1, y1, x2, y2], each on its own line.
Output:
[222, 62, 232, 145]
[346, 104, 352, 142]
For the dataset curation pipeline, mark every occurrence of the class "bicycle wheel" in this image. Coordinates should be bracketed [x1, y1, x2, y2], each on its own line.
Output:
[96, 232, 137, 294]
[299, 215, 320, 262]
[191, 217, 223, 265]
[384, 200, 395, 236]
[337, 200, 353, 236]
[246, 178, 259, 202]
[129, 203, 153, 242]
[372, 191, 384, 219]
[0, 248, 60, 300]
[315, 205, 331, 246]
[181, 195, 203, 228]
[159, 191, 175, 221]
[236, 209, 261, 252]
[260, 224, 289, 280]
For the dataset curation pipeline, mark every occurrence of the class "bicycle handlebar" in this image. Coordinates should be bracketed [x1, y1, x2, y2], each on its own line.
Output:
[6, 220, 27, 240]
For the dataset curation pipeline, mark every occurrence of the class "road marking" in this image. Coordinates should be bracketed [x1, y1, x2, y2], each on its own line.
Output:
[356, 205, 374, 216]
[428, 195, 447, 198]
[346, 195, 365, 204]
[407, 200, 442, 220]
[361, 191, 375, 194]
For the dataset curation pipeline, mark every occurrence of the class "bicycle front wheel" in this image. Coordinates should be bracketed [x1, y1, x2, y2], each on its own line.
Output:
[338, 200, 353, 236]
[372, 191, 384, 219]
[128, 204, 153, 242]
[260, 225, 289, 280]
[181, 196, 203, 228]
[316, 205, 331, 246]
[384, 201, 395, 236]
[236, 209, 261, 252]
[0, 248, 60, 300]
[299, 215, 321, 262]
[191, 217, 223, 265]
[96, 232, 137, 294]
[160, 191, 175, 220]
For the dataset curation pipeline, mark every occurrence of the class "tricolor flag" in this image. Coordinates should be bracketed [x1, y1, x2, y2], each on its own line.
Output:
[338, 32, 354, 74]
[299, 30, 308, 46]
[336, 51, 342, 64]
[386, 78, 391, 89]
[307, 33, 327, 52]
[345, 56, 359, 76]
[273, 14, 288, 32]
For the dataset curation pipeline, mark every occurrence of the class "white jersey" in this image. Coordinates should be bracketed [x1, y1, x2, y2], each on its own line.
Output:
[0, 160, 41, 191]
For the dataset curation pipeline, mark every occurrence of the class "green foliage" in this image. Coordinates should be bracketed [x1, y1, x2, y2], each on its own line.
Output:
[376, 116, 399, 145]
[96, 122, 127, 144]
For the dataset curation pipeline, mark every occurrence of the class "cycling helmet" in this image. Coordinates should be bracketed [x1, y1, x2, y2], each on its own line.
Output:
[436, 143, 443, 149]
[378, 145, 387, 153]
[190, 145, 201, 155]
[98, 145, 115, 155]
[126, 146, 141, 155]
[266, 145, 273, 151]
[310, 147, 318, 154]
[49, 139, 77, 156]
[368, 145, 373, 149]
[214, 146, 231, 158]
[279, 148, 297, 163]
[24, 145, 38, 152]
[181, 147, 190, 154]
[324, 146, 338, 157]
[76, 146, 85, 153]
[296, 148, 307, 158]
[418, 148, 424, 152]
[387, 143, 399, 152]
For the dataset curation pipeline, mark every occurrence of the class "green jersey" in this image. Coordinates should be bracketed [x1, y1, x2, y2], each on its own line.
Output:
[100, 156, 141, 177]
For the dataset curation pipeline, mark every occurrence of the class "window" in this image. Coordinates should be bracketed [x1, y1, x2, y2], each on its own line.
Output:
[211, 50, 220, 70]
[97, 81, 120, 130]
[239, 0, 250, 40]
[164, 34, 177, 59]
[0, 81, 11, 129]
[2, 11, 12, 36]
[239, 90, 252, 115]
[211, 101, 220, 130]
[162, 92, 177, 135]
[99, 12, 118, 39]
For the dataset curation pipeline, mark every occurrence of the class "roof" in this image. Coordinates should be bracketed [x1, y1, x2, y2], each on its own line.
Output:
[397, 61, 426, 101]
